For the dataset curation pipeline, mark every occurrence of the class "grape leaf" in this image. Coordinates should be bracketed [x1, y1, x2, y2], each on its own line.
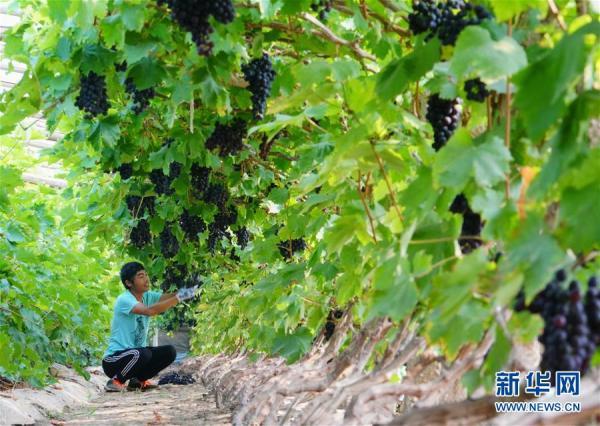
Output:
[559, 183, 600, 252]
[376, 38, 440, 101]
[514, 22, 600, 140]
[490, 0, 548, 22]
[366, 256, 417, 322]
[433, 130, 511, 191]
[271, 326, 312, 363]
[503, 215, 565, 300]
[450, 27, 527, 81]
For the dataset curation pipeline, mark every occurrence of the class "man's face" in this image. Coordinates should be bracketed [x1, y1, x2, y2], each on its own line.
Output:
[127, 269, 150, 293]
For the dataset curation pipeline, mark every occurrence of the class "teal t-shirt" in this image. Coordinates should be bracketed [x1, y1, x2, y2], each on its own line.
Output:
[103, 290, 162, 359]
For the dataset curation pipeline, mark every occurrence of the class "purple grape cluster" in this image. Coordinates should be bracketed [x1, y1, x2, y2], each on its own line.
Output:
[408, 0, 492, 46]
[242, 53, 276, 119]
[464, 78, 489, 102]
[125, 78, 155, 114]
[130, 219, 151, 249]
[150, 162, 182, 196]
[311, 0, 333, 21]
[126, 195, 156, 218]
[118, 163, 133, 180]
[160, 0, 235, 56]
[277, 238, 307, 260]
[207, 208, 237, 253]
[162, 264, 188, 290]
[75, 71, 110, 118]
[515, 271, 599, 381]
[449, 194, 483, 254]
[205, 119, 247, 157]
[191, 164, 210, 197]
[203, 183, 228, 208]
[160, 223, 179, 258]
[158, 372, 196, 385]
[426, 94, 463, 151]
[179, 209, 206, 241]
[235, 227, 249, 249]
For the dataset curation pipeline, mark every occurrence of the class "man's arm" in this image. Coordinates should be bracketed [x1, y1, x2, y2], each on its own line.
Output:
[159, 292, 177, 302]
[131, 297, 178, 316]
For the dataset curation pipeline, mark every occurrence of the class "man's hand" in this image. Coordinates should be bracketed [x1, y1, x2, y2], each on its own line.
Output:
[176, 285, 201, 302]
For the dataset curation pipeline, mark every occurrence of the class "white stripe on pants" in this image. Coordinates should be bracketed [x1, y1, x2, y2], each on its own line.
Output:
[103, 349, 140, 377]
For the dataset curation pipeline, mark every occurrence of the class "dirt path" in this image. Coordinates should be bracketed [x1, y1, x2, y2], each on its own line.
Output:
[55, 381, 231, 426]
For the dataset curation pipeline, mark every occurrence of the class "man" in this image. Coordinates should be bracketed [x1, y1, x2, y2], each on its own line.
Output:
[102, 261, 199, 392]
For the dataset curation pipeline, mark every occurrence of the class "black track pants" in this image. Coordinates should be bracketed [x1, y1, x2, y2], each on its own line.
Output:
[102, 345, 176, 382]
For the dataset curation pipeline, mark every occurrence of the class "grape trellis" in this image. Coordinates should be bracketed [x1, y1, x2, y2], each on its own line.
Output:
[0, 0, 599, 423]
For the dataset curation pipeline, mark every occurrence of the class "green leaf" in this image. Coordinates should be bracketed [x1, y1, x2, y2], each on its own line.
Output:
[450, 27, 527, 81]
[530, 90, 600, 196]
[101, 15, 125, 49]
[376, 38, 440, 101]
[367, 257, 417, 322]
[508, 312, 544, 343]
[336, 271, 362, 305]
[120, 4, 145, 32]
[433, 131, 511, 191]
[5, 222, 26, 243]
[514, 22, 600, 140]
[428, 300, 489, 359]
[80, 44, 116, 74]
[271, 326, 312, 363]
[127, 58, 166, 90]
[503, 215, 565, 300]
[48, 0, 71, 23]
[0, 73, 41, 135]
[490, 0, 548, 22]
[559, 183, 600, 252]
[124, 42, 156, 65]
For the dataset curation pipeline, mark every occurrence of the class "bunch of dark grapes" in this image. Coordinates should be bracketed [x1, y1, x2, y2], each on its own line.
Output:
[158, 372, 196, 385]
[207, 209, 237, 253]
[162, 264, 188, 291]
[160, 224, 179, 258]
[125, 78, 155, 114]
[185, 271, 203, 289]
[179, 209, 206, 241]
[278, 238, 307, 260]
[323, 310, 343, 341]
[191, 164, 210, 197]
[75, 71, 110, 118]
[203, 183, 228, 208]
[207, 223, 226, 253]
[150, 163, 182, 196]
[205, 119, 247, 157]
[115, 61, 127, 72]
[118, 163, 133, 180]
[311, 0, 333, 21]
[408, 0, 492, 46]
[426, 94, 462, 151]
[230, 248, 241, 262]
[464, 78, 489, 102]
[242, 53, 276, 120]
[449, 194, 482, 254]
[130, 220, 152, 249]
[584, 277, 600, 345]
[515, 270, 598, 381]
[235, 227, 249, 250]
[126, 195, 156, 217]
[161, 0, 235, 56]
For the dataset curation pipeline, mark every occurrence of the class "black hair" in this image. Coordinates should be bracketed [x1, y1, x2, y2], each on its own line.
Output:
[120, 262, 145, 290]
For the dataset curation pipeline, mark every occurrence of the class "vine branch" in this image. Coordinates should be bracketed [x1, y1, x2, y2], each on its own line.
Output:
[370, 141, 404, 223]
[357, 170, 378, 243]
[300, 12, 376, 61]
